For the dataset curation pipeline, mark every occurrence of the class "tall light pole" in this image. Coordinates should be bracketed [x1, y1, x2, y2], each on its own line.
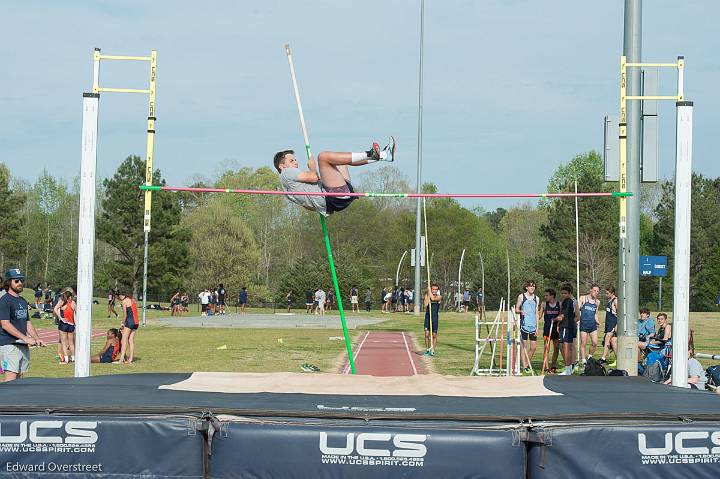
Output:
[413, 0, 425, 315]
[617, 0, 642, 375]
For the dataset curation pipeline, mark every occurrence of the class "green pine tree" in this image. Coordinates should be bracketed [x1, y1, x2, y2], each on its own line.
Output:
[96, 155, 190, 298]
[0, 163, 26, 272]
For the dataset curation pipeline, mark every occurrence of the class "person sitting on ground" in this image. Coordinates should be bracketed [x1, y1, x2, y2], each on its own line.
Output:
[637, 307, 656, 355]
[664, 332, 706, 390]
[647, 312, 671, 349]
[273, 137, 396, 216]
[91, 328, 121, 363]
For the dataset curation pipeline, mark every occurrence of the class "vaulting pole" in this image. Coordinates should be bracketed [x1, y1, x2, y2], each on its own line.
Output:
[285, 43, 355, 374]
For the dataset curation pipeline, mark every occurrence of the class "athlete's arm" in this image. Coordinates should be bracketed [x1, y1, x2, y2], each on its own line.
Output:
[595, 300, 599, 326]
[53, 300, 63, 318]
[295, 170, 319, 183]
[515, 294, 523, 314]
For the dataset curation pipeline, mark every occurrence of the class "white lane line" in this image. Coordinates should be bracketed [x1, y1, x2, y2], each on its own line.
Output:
[343, 332, 370, 374]
[401, 332, 418, 376]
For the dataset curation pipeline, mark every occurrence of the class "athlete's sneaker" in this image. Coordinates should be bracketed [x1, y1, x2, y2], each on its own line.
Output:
[523, 367, 531, 374]
[382, 136, 396, 162]
[429, 350, 435, 356]
[368, 142, 381, 161]
[301, 363, 320, 372]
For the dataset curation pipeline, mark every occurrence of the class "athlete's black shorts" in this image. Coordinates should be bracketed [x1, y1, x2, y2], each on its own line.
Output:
[543, 320, 559, 340]
[520, 330, 537, 341]
[325, 182, 356, 214]
[424, 312, 439, 333]
[58, 322, 75, 333]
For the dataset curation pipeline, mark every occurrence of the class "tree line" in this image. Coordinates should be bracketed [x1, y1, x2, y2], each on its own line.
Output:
[1, 151, 718, 310]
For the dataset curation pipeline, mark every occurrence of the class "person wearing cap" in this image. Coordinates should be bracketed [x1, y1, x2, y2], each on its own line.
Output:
[0, 268, 45, 381]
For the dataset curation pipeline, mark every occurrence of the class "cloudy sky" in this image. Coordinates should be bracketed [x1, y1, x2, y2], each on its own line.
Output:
[2, 1, 718, 209]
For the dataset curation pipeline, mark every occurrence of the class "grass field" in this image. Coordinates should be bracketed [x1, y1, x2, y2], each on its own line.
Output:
[8, 289, 720, 379]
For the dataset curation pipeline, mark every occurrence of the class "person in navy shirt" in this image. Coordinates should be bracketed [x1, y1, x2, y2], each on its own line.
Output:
[0, 268, 46, 382]
[238, 287, 248, 314]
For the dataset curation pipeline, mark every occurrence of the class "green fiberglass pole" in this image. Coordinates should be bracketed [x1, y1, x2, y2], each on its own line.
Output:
[320, 215, 356, 374]
[285, 43, 355, 374]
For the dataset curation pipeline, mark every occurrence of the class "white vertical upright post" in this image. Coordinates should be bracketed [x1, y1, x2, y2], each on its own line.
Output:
[75, 92, 100, 378]
[457, 248, 466, 312]
[671, 101, 693, 388]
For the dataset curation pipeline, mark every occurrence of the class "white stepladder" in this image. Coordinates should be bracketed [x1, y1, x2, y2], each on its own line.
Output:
[471, 298, 505, 376]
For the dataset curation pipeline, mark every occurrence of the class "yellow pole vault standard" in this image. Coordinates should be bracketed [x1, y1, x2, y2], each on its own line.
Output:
[93, 48, 157, 326]
[617, 55, 684, 374]
[141, 51, 157, 326]
[284, 43, 356, 374]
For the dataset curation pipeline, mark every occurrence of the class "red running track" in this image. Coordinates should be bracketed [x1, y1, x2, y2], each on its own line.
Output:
[342, 332, 426, 376]
[35, 327, 106, 345]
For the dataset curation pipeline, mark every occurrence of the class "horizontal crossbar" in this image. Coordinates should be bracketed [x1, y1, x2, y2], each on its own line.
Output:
[625, 62, 681, 68]
[140, 185, 633, 199]
[625, 95, 681, 101]
[97, 54, 152, 61]
[96, 87, 151, 94]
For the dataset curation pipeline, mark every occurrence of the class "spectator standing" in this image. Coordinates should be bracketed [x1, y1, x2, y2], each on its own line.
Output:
[217, 284, 227, 315]
[556, 283, 577, 375]
[463, 288, 471, 313]
[117, 291, 139, 364]
[539, 288, 561, 374]
[180, 292, 189, 313]
[33, 283, 43, 308]
[53, 290, 76, 364]
[515, 280, 540, 374]
[170, 291, 181, 316]
[350, 285, 359, 312]
[600, 286, 618, 364]
[44, 284, 53, 307]
[364, 288, 371, 312]
[407, 288, 414, 313]
[578, 284, 601, 365]
[208, 288, 217, 315]
[286, 290, 294, 312]
[199, 289, 210, 315]
[1, 268, 46, 382]
[315, 287, 326, 316]
[383, 288, 392, 314]
[305, 290, 314, 314]
[476, 287, 484, 312]
[326, 289, 334, 311]
[380, 287, 388, 313]
[107, 289, 119, 318]
[238, 287, 248, 314]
